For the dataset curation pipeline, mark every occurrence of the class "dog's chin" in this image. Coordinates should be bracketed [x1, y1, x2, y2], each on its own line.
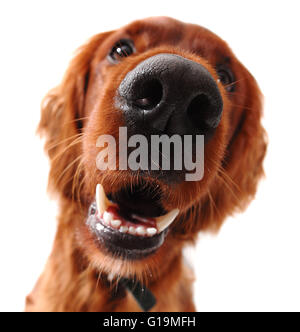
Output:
[86, 181, 179, 260]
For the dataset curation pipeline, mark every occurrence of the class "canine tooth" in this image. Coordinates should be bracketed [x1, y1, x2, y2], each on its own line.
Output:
[103, 211, 112, 225]
[119, 226, 128, 233]
[146, 227, 157, 236]
[111, 219, 121, 228]
[129, 226, 136, 235]
[95, 184, 111, 215]
[136, 226, 146, 236]
[156, 209, 179, 233]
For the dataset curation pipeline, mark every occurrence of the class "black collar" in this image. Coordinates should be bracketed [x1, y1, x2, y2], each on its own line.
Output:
[120, 278, 156, 312]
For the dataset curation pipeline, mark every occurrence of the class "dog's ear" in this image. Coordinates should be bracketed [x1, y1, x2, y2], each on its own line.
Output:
[38, 32, 112, 199]
[200, 68, 267, 231]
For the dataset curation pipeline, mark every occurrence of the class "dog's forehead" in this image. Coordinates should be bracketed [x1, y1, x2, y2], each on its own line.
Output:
[117, 17, 233, 63]
[116, 16, 184, 45]
[123, 16, 197, 38]
[136, 16, 180, 26]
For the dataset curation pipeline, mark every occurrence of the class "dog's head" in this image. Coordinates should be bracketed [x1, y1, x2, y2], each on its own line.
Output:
[39, 17, 266, 280]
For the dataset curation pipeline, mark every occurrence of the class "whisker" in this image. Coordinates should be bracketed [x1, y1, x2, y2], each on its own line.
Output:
[64, 117, 89, 126]
[216, 172, 240, 203]
[46, 133, 84, 151]
[218, 166, 240, 192]
[72, 157, 86, 206]
[207, 189, 219, 217]
[224, 77, 246, 89]
[51, 136, 83, 162]
[55, 154, 83, 187]
[206, 156, 241, 205]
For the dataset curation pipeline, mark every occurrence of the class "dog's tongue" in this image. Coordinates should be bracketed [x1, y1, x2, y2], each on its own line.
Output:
[95, 184, 179, 234]
[107, 205, 156, 228]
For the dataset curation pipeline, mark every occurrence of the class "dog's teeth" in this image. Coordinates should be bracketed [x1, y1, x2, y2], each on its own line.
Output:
[95, 184, 111, 216]
[146, 227, 157, 236]
[119, 226, 128, 233]
[103, 211, 112, 225]
[95, 223, 104, 231]
[155, 209, 179, 233]
[129, 226, 136, 235]
[111, 219, 121, 229]
[136, 226, 146, 236]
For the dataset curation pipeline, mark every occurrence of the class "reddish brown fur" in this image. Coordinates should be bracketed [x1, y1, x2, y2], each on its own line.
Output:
[26, 17, 267, 312]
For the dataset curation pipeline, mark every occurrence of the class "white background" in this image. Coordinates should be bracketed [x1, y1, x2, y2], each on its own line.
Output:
[1, 0, 300, 312]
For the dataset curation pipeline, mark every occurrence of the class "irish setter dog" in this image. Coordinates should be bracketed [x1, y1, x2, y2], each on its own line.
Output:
[26, 17, 266, 312]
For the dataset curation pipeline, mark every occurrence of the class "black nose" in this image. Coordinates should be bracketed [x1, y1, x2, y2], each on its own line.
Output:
[116, 53, 223, 136]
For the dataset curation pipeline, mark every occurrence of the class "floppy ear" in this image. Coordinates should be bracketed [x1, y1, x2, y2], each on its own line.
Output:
[38, 32, 111, 199]
[199, 68, 267, 231]
[226, 75, 267, 206]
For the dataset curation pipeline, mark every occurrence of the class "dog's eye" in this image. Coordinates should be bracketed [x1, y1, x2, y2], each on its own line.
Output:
[217, 65, 235, 92]
[108, 39, 135, 63]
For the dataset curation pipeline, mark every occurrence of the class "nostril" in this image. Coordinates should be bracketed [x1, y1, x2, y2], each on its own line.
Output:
[133, 79, 163, 110]
[187, 94, 218, 130]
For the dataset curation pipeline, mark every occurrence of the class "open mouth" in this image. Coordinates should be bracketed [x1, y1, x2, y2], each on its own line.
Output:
[86, 182, 179, 260]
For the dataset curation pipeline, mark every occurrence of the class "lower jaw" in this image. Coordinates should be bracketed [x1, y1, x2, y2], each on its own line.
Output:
[87, 213, 168, 260]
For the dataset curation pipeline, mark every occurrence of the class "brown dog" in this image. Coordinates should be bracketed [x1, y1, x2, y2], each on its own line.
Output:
[26, 17, 266, 312]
